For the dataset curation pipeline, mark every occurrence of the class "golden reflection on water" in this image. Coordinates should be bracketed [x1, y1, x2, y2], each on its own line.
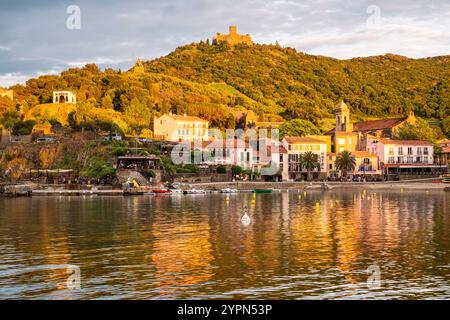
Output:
[0, 190, 449, 299]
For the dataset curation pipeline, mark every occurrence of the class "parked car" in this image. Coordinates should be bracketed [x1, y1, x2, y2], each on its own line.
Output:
[104, 133, 123, 141]
[36, 137, 55, 143]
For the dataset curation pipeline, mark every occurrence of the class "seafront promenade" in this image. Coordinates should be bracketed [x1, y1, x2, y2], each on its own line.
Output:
[186, 179, 448, 191]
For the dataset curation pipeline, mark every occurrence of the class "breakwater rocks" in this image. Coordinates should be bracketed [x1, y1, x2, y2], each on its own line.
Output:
[2, 184, 33, 197]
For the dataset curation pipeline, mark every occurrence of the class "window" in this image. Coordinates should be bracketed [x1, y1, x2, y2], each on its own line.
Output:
[389, 147, 394, 155]
[416, 157, 421, 163]
[407, 156, 413, 163]
[424, 147, 429, 155]
[407, 147, 413, 155]
[417, 147, 422, 155]
[388, 157, 395, 164]
[398, 147, 403, 155]
[338, 138, 345, 145]
[349, 138, 352, 145]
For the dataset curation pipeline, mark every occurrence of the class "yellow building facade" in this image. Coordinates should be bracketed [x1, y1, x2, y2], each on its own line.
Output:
[153, 113, 209, 142]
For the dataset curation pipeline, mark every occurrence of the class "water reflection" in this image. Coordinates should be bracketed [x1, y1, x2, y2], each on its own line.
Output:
[0, 190, 448, 299]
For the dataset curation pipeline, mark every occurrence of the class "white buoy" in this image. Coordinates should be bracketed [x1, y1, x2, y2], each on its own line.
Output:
[241, 206, 251, 226]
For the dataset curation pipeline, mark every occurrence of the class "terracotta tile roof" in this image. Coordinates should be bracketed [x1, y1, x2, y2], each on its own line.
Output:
[167, 114, 207, 122]
[284, 136, 327, 144]
[353, 117, 408, 131]
[266, 145, 288, 155]
[190, 139, 251, 149]
[378, 138, 433, 146]
[351, 151, 378, 158]
[327, 151, 377, 158]
[442, 146, 450, 153]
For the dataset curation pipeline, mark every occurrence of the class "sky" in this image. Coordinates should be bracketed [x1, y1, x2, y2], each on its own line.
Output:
[0, 0, 449, 87]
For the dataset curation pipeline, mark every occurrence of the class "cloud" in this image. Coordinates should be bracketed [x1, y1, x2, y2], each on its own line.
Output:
[0, 0, 449, 87]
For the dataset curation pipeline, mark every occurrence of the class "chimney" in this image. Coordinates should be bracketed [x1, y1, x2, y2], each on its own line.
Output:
[229, 25, 237, 35]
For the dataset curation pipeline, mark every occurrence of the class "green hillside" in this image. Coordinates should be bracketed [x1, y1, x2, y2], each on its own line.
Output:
[2, 42, 449, 133]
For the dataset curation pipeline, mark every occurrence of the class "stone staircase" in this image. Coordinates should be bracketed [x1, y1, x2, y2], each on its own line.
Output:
[117, 169, 151, 187]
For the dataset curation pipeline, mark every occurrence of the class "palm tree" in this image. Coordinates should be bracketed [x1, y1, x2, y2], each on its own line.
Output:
[300, 151, 320, 181]
[159, 156, 176, 182]
[335, 151, 356, 178]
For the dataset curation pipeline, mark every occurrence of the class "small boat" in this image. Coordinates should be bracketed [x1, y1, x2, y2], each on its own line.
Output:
[169, 188, 183, 194]
[183, 188, 206, 194]
[220, 188, 238, 193]
[253, 189, 273, 194]
[152, 189, 171, 194]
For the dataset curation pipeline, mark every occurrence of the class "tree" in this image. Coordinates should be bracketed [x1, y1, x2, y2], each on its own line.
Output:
[124, 98, 152, 135]
[232, 165, 243, 176]
[101, 95, 114, 109]
[74, 101, 92, 132]
[159, 156, 176, 182]
[0, 110, 20, 130]
[81, 158, 116, 178]
[441, 117, 450, 138]
[335, 151, 356, 178]
[300, 151, 320, 181]
[12, 120, 36, 136]
[216, 165, 227, 174]
[279, 119, 320, 138]
[397, 118, 443, 143]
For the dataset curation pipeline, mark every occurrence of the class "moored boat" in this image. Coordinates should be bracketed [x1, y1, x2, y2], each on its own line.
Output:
[152, 189, 171, 194]
[220, 188, 238, 193]
[253, 189, 273, 194]
[183, 188, 206, 194]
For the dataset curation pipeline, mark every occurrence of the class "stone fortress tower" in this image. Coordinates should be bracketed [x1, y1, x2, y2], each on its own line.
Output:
[214, 26, 253, 46]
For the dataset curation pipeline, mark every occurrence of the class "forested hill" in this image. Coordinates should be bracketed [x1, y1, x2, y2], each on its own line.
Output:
[143, 43, 449, 122]
[4, 42, 449, 132]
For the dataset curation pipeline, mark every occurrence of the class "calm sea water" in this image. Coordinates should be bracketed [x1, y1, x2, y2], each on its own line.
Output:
[0, 190, 449, 300]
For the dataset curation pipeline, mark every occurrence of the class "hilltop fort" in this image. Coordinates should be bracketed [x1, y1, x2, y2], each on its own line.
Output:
[214, 26, 253, 46]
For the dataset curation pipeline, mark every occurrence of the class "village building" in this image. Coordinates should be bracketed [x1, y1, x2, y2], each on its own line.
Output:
[214, 26, 253, 46]
[197, 139, 254, 169]
[53, 91, 76, 104]
[282, 136, 328, 180]
[327, 151, 380, 177]
[153, 113, 209, 142]
[256, 142, 289, 181]
[366, 137, 445, 179]
[326, 101, 360, 153]
[435, 139, 450, 167]
[0, 88, 14, 100]
[327, 101, 417, 152]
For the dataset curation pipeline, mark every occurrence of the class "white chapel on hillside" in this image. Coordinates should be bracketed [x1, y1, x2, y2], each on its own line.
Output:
[53, 91, 77, 104]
